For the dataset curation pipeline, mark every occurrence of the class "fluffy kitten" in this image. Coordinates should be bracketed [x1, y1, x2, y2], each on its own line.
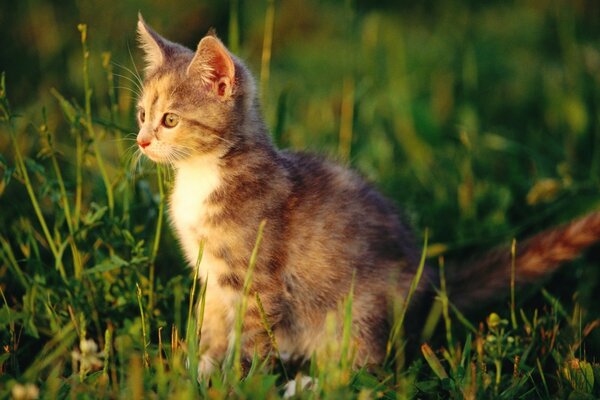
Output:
[134, 15, 600, 376]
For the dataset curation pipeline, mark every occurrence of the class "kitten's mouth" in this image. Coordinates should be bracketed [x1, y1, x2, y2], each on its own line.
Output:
[139, 147, 165, 163]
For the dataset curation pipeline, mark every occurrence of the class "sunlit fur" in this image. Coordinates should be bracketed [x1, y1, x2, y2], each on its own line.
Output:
[135, 16, 600, 379]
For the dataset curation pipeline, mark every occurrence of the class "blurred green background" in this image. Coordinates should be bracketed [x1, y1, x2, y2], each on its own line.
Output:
[2, 0, 600, 383]
[3, 0, 600, 235]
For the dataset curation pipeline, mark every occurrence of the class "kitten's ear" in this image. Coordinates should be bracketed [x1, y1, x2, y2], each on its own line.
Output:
[137, 13, 168, 74]
[187, 35, 235, 98]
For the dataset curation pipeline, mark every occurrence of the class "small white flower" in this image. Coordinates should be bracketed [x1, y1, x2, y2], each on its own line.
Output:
[11, 383, 39, 400]
[79, 338, 98, 354]
[283, 376, 318, 398]
[71, 338, 104, 374]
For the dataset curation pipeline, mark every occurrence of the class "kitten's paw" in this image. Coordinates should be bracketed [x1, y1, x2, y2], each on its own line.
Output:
[282, 376, 318, 398]
[197, 355, 218, 381]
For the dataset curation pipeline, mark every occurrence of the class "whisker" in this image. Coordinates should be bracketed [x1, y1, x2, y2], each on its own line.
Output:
[127, 42, 144, 87]
[114, 85, 141, 98]
[113, 73, 143, 93]
[130, 151, 145, 177]
[110, 136, 138, 144]
[123, 145, 140, 171]
[112, 59, 143, 89]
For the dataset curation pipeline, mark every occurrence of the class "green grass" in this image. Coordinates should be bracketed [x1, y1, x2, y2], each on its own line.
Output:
[1, 0, 600, 398]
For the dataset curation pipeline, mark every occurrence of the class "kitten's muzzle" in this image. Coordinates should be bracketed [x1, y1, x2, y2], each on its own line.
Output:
[138, 139, 151, 149]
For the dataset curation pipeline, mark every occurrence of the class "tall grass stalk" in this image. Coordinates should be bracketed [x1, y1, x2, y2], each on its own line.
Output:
[340, 271, 356, 372]
[102, 52, 131, 225]
[0, 235, 28, 288]
[40, 111, 83, 277]
[228, 0, 240, 54]
[22, 324, 77, 382]
[102, 52, 121, 154]
[185, 241, 206, 384]
[192, 274, 209, 385]
[255, 291, 288, 380]
[50, 87, 85, 229]
[510, 239, 518, 330]
[260, 0, 275, 100]
[439, 256, 455, 357]
[386, 229, 429, 362]
[102, 326, 112, 376]
[74, 126, 83, 228]
[0, 287, 17, 374]
[78, 24, 114, 218]
[149, 164, 166, 310]
[231, 219, 266, 380]
[449, 301, 478, 334]
[0, 74, 66, 280]
[136, 283, 150, 367]
[536, 357, 551, 398]
[186, 240, 205, 341]
[339, 77, 354, 161]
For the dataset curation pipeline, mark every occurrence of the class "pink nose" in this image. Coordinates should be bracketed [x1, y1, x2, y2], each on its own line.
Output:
[138, 140, 151, 149]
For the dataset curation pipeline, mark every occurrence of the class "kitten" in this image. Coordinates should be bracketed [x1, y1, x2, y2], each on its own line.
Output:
[134, 15, 600, 376]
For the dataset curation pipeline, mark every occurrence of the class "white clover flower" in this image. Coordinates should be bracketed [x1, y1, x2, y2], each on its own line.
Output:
[11, 383, 39, 400]
[71, 338, 104, 374]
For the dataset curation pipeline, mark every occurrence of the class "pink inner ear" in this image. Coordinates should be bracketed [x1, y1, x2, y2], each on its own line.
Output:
[211, 50, 234, 82]
[189, 36, 236, 96]
[201, 38, 235, 88]
[217, 79, 229, 96]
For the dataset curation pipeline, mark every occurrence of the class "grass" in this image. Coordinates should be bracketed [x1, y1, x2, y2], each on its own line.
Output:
[1, 0, 600, 398]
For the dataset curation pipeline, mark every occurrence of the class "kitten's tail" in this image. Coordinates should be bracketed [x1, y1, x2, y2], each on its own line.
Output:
[447, 211, 600, 309]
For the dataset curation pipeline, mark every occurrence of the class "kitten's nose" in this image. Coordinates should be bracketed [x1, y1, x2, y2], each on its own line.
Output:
[138, 140, 151, 149]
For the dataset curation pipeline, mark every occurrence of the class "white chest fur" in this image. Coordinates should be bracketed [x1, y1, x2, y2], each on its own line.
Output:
[170, 156, 222, 266]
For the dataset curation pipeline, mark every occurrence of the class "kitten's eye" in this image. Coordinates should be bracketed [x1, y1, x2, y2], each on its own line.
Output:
[162, 113, 180, 128]
[138, 109, 145, 123]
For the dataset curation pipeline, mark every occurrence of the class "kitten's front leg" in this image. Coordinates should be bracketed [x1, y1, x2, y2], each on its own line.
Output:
[196, 289, 231, 378]
[239, 294, 279, 370]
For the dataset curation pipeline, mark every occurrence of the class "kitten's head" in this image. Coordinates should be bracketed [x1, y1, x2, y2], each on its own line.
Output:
[135, 15, 256, 164]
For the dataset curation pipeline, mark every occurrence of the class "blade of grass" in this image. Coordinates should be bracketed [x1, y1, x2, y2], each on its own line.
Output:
[149, 164, 166, 311]
[541, 288, 569, 319]
[186, 240, 205, 384]
[40, 110, 83, 278]
[421, 343, 448, 379]
[136, 283, 149, 368]
[339, 77, 354, 161]
[102, 325, 112, 376]
[510, 239, 518, 330]
[340, 270, 356, 372]
[78, 24, 114, 218]
[421, 300, 442, 341]
[228, 0, 240, 54]
[0, 287, 18, 374]
[103, 52, 132, 227]
[186, 240, 205, 341]
[189, 274, 208, 385]
[260, 0, 275, 100]
[255, 291, 288, 380]
[0, 235, 28, 288]
[22, 324, 77, 382]
[536, 357, 551, 399]
[230, 219, 267, 381]
[49, 88, 83, 230]
[0, 74, 66, 280]
[387, 229, 429, 360]
[439, 256, 455, 357]
[448, 301, 478, 334]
